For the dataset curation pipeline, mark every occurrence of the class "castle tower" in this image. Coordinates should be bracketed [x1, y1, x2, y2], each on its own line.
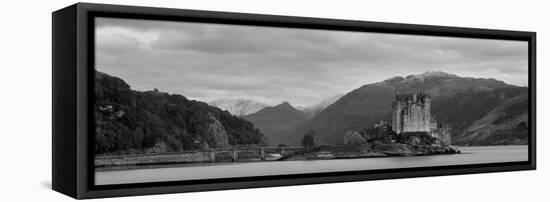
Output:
[391, 93, 432, 134]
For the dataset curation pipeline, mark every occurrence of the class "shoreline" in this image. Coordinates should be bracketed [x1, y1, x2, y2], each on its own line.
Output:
[95, 143, 468, 171]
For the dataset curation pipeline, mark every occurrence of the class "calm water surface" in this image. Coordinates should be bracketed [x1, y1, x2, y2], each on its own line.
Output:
[95, 145, 528, 185]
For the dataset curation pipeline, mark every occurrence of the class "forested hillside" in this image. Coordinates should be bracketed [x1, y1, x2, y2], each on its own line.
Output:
[94, 71, 267, 155]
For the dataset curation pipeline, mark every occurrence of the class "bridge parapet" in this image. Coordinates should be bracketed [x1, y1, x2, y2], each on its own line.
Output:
[95, 147, 304, 163]
[210, 147, 304, 162]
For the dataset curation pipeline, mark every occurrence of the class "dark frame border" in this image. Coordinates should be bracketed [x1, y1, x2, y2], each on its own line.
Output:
[52, 2, 536, 199]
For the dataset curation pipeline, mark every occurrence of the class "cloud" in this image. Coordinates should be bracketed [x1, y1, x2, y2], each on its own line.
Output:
[95, 17, 528, 106]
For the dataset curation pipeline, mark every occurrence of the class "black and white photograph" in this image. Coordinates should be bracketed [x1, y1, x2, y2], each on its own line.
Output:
[93, 17, 529, 185]
[4, 0, 550, 201]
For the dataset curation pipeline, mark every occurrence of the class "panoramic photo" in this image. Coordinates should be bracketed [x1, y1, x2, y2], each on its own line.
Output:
[93, 17, 529, 185]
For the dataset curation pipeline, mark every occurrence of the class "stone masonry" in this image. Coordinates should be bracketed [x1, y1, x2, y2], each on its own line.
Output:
[391, 93, 451, 145]
[392, 93, 432, 134]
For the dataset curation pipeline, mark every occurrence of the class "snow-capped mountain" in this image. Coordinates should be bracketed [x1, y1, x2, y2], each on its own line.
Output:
[208, 99, 268, 117]
[300, 93, 344, 119]
[407, 71, 458, 80]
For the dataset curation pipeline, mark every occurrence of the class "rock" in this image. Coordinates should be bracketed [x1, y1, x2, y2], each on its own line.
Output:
[207, 114, 230, 148]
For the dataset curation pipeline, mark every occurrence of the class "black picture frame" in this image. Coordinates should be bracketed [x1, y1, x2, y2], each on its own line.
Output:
[52, 3, 536, 199]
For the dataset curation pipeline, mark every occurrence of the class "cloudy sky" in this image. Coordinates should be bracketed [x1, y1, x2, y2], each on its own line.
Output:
[95, 17, 528, 107]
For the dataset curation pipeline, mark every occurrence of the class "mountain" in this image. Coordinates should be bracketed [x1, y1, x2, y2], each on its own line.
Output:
[208, 99, 268, 116]
[242, 102, 308, 146]
[383, 71, 512, 96]
[276, 71, 527, 146]
[94, 71, 267, 155]
[300, 94, 344, 119]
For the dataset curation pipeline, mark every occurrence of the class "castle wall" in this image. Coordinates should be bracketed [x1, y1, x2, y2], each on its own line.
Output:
[392, 94, 431, 134]
[430, 126, 451, 146]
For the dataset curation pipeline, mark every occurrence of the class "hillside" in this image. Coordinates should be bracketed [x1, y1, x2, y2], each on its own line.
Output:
[242, 102, 308, 146]
[94, 71, 267, 155]
[300, 94, 344, 119]
[453, 91, 528, 145]
[431, 86, 528, 145]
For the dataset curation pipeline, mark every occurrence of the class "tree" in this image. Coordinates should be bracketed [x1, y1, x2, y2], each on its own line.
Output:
[395, 132, 436, 145]
[301, 130, 320, 152]
[344, 131, 365, 145]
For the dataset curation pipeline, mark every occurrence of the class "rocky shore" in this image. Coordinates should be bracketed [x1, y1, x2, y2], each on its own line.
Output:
[304, 143, 461, 160]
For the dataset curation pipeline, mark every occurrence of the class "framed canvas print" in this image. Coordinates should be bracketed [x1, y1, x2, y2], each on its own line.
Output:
[52, 3, 536, 199]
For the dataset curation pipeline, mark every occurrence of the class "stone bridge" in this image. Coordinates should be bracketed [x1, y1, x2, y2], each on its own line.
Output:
[208, 147, 304, 162]
[95, 147, 305, 167]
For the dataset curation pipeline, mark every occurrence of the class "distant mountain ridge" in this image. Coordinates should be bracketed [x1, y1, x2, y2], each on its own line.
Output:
[208, 99, 268, 116]
[241, 94, 344, 146]
[299, 94, 344, 119]
[242, 102, 308, 146]
[275, 71, 528, 146]
[381, 71, 512, 96]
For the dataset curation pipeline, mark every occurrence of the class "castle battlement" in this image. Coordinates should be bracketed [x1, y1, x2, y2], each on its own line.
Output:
[394, 93, 431, 103]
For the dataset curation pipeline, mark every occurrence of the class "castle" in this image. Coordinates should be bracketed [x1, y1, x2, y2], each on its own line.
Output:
[391, 93, 451, 145]
[391, 93, 432, 134]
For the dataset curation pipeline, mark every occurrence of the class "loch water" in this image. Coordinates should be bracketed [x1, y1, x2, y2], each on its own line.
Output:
[95, 145, 528, 185]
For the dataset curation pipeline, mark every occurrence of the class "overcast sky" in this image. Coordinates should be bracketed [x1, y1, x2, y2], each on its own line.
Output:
[95, 17, 528, 107]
